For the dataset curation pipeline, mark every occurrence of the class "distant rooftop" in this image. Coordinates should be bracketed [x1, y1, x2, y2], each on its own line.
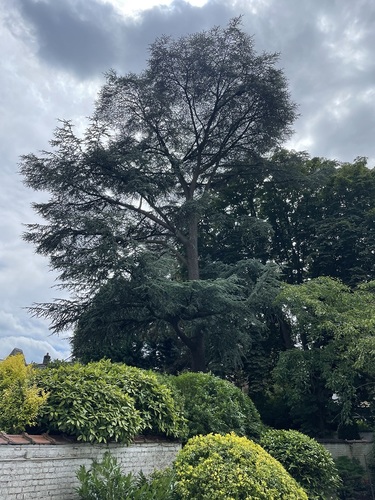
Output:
[1, 347, 52, 367]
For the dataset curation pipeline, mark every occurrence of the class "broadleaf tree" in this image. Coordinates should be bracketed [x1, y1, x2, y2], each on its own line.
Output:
[273, 277, 375, 436]
[21, 19, 296, 371]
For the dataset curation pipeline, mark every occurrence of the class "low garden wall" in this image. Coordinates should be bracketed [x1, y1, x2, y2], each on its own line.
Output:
[319, 433, 374, 468]
[0, 435, 181, 500]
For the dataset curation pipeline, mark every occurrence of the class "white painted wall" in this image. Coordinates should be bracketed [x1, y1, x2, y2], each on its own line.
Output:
[0, 440, 181, 499]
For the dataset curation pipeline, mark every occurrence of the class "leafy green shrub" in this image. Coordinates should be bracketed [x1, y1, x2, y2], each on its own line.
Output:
[174, 432, 308, 499]
[76, 451, 177, 500]
[93, 360, 186, 438]
[0, 353, 48, 433]
[36, 368, 141, 443]
[169, 371, 263, 440]
[260, 429, 340, 499]
[335, 456, 368, 499]
[76, 451, 134, 499]
[35, 360, 186, 442]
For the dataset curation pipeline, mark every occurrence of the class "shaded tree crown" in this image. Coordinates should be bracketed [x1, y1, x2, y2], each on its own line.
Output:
[21, 18, 296, 371]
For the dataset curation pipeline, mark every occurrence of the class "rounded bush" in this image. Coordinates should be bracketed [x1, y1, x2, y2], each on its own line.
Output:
[170, 371, 263, 440]
[35, 360, 186, 442]
[174, 433, 307, 499]
[94, 360, 186, 438]
[260, 429, 340, 499]
[36, 367, 141, 443]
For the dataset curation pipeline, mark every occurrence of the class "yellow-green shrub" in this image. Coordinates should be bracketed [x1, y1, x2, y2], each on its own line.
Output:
[174, 433, 308, 499]
[0, 354, 48, 433]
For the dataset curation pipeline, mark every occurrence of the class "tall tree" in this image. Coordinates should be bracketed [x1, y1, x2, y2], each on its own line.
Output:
[21, 19, 296, 371]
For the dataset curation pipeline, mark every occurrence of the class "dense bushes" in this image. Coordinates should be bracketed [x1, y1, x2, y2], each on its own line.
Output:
[77, 434, 309, 499]
[2, 357, 262, 443]
[260, 429, 340, 499]
[34, 360, 186, 443]
[95, 361, 186, 438]
[168, 371, 263, 440]
[174, 432, 307, 499]
[0, 353, 48, 433]
[36, 372, 141, 443]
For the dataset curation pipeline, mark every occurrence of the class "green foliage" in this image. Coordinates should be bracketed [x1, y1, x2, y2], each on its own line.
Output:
[260, 429, 340, 499]
[207, 152, 375, 287]
[35, 365, 141, 443]
[272, 349, 336, 436]
[35, 360, 186, 442]
[72, 254, 281, 375]
[335, 456, 368, 500]
[169, 371, 263, 440]
[76, 452, 134, 499]
[273, 277, 375, 434]
[309, 158, 375, 286]
[21, 18, 295, 372]
[76, 451, 177, 500]
[92, 360, 187, 438]
[174, 432, 307, 499]
[0, 354, 48, 433]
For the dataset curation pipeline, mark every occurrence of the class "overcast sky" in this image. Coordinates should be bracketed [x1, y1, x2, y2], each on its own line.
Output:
[1, 0, 374, 363]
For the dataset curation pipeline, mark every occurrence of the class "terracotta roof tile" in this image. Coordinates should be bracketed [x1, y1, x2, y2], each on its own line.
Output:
[0, 433, 10, 445]
[0, 432, 76, 445]
[1, 433, 31, 445]
[23, 433, 53, 445]
[0, 432, 170, 445]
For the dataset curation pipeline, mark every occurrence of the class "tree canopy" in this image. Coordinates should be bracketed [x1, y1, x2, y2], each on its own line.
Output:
[272, 277, 375, 436]
[21, 19, 296, 371]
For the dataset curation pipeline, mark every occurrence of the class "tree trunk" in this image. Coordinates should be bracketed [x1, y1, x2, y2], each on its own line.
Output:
[276, 314, 294, 350]
[190, 333, 206, 372]
[186, 214, 200, 280]
[170, 316, 206, 371]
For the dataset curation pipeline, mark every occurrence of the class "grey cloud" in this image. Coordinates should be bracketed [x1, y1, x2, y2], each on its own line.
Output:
[15, 0, 237, 76]
[113, 0, 237, 73]
[16, 0, 121, 77]
[311, 97, 375, 163]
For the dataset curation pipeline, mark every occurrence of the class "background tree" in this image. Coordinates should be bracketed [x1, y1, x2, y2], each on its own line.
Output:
[201, 150, 333, 281]
[21, 19, 296, 371]
[309, 157, 375, 286]
[257, 151, 336, 284]
[204, 152, 375, 287]
[270, 277, 375, 437]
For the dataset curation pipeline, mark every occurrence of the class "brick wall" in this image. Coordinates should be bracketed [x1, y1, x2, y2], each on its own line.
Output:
[0, 438, 181, 500]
